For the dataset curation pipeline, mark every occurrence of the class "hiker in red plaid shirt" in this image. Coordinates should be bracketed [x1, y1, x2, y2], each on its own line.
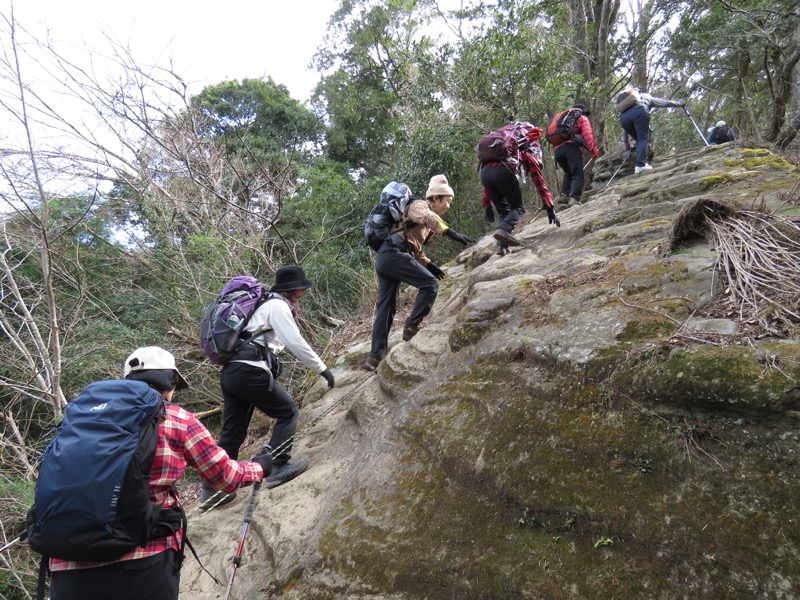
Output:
[49, 346, 273, 600]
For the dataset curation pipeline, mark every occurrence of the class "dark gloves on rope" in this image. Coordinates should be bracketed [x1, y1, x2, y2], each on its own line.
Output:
[444, 228, 476, 246]
[252, 448, 273, 477]
[426, 262, 446, 280]
[320, 368, 335, 389]
[546, 206, 561, 227]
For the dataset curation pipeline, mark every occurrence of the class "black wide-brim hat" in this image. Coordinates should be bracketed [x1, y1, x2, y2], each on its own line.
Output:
[269, 265, 314, 293]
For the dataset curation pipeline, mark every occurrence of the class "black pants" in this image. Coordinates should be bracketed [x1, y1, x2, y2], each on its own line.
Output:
[50, 550, 180, 600]
[217, 362, 299, 467]
[480, 164, 524, 233]
[554, 142, 586, 200]
[369, 244, 439, 360]
[620, 105, 651, 167]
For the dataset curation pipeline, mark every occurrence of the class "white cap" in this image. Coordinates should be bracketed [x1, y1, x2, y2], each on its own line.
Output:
[123, 346, 189, 390]
[716, 120, 726, 128]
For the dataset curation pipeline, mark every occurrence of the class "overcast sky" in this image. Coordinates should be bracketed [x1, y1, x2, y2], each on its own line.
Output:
[9, 0, 340, 102]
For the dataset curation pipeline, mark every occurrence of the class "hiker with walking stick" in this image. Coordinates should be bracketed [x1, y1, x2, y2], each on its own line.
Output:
[34, 346, 271, 600]
[616, 87, 686, 174]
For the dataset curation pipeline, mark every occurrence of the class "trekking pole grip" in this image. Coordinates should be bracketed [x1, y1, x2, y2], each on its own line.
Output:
[244, 482, 261, 524]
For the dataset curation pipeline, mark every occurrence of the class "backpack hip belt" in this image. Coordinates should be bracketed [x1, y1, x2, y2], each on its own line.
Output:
[231, 343, 283, 381]
[232, 343, 269, 362]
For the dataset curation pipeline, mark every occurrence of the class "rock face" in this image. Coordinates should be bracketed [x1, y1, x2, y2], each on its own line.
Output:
[181, 144, 800, 599]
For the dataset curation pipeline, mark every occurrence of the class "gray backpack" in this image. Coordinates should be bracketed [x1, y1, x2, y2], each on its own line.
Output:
[615, 89, 640, 113]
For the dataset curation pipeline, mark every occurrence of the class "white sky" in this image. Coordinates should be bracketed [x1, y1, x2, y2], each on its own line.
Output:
[9, 0, 340, 103]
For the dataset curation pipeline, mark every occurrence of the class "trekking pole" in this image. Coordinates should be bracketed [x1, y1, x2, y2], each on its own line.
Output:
[220, 373, 376, 597]
[223, 482, 261, 600]
[605, 149, 633, 188]
[683, 106, 710, 146]
[0, 533, 25, 554]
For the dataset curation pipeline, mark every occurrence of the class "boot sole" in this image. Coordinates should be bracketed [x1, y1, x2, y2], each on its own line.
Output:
[493, 231, 521, 247]
[264, 461, 310, 489]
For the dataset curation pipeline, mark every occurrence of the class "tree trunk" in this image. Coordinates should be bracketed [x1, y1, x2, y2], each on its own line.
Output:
[631, 0, 652, 89]
[569, 0, 591, 92]
[777, 5, 800, 150]
[765, 6, 800, 143]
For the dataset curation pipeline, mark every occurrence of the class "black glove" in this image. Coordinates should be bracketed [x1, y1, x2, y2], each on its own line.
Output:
[485, 206, 495, 222]
[546, 206, 561, 227]
[426, 262, 446, 280]
[320, 368, 335, 389]
[444, 228, 476, 246]
[252, 449, 273, 477]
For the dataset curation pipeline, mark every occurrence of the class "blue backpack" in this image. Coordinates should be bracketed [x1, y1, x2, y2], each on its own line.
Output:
[26, 380, 183, 562]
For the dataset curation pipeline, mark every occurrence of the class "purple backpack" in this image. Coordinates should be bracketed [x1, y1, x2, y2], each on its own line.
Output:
[476, 123, 520, 163]
[199, 276, 265, 365]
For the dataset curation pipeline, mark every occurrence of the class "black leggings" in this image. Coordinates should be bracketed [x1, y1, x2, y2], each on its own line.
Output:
[554, 143, 586, 200]
[218, 362, 299, 467]
[50, 550, 180, 600]
[480, 164, 524, 233]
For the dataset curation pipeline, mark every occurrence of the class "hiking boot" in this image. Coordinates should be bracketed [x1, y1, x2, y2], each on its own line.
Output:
[568, 197, 581, 206]
[264, 460, 310, 489]
[363, 355, 381, 371]
[493, 229, 521, 247]
[634, 163, 653, 174]
[496, 241, 509, 256]
[402, 321, 422, 342]
[198, 489, 237, 511]
[555, 193, 570, 205]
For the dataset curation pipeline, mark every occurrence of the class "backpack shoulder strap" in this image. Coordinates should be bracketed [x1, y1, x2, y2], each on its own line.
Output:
[36, 557, 48, 600]
[165, 489, 220, 586]
[246, 293, 287, 337]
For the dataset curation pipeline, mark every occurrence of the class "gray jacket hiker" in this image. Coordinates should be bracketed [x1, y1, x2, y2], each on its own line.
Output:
[619, 90, 685, 171]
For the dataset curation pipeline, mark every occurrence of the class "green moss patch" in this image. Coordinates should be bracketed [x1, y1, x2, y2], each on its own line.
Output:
[318, 350, 800, 598]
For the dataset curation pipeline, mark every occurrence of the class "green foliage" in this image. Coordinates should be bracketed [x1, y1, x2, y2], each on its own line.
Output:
[451, 2, 574, 124]
[665, 0, 799, 142]
[191, 78, 322, 160]
[280, 158, 379, 315]
[311, 0, 415, 175]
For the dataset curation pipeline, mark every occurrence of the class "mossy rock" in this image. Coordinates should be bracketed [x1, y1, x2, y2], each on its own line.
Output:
[611, 345, 799, 418]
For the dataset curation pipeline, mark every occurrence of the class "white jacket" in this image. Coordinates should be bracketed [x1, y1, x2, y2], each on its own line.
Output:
[233, 294, 326, 374]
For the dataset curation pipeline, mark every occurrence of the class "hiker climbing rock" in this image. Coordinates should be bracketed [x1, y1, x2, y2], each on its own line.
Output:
[707, 120, 736, 144]
[478, 121, 557, 256]
[364, 174, 474, 371]
[199, 266, 334, 509]
[616, 87, 685, 173]
[41, 346, 270, 600]
[547, 104, 600, 207]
